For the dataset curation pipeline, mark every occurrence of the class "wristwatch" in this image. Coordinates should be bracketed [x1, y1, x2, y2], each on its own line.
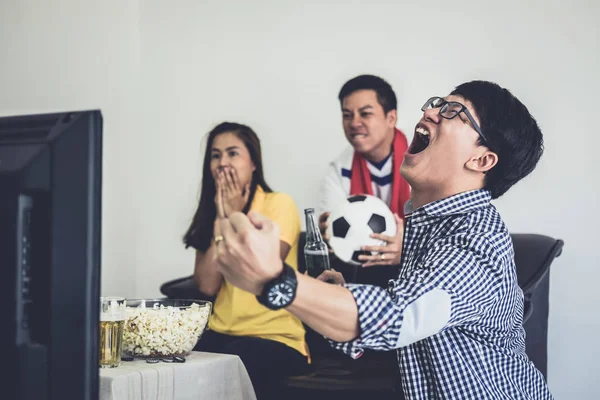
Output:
[256, 263, 298, 310]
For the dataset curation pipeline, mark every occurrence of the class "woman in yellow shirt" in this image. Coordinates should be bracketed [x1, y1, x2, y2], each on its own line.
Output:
[183, 122, 308, 399]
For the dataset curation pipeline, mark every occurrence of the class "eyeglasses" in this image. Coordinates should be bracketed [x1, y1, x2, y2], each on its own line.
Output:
[421, 96, 488, 144]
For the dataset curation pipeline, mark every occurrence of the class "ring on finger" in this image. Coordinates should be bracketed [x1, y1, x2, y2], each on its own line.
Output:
[380, 254, 386, 261]
[214, 235, 225, 244]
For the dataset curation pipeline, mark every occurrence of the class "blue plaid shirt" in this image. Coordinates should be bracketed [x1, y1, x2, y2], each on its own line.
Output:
[330, 190, 552, 399]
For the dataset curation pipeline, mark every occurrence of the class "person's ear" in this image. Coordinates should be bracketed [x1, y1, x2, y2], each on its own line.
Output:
[466, 150, 498, 174]
[386, 109, 397, 128]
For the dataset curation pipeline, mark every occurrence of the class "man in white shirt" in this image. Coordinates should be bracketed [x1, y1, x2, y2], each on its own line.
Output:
[318, 75, 410, 280]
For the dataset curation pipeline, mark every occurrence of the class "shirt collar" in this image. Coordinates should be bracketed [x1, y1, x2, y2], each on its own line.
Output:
[407, 189, 492, 219]
[367, 153, 391, 171]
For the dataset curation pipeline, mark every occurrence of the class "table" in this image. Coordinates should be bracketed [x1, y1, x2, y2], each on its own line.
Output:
[99, 351, 256, 400]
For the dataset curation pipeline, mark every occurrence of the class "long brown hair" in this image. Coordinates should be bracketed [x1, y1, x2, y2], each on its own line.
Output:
[183, 122, 273, 252]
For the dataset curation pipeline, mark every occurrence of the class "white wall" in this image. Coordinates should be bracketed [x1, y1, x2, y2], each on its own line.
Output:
[0, 0, 142, 298]
[2, 0, 598, 398]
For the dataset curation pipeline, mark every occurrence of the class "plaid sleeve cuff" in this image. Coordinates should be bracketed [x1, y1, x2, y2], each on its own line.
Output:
[326, 283, 402, 358]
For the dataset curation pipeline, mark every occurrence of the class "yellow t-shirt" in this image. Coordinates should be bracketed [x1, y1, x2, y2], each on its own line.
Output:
[208, 186, 308, 358]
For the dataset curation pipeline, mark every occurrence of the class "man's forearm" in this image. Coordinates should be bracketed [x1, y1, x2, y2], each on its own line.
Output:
[287, 272, 360, 342]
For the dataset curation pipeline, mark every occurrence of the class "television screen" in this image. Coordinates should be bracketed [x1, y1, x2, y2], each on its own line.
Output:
[0, 110, 102, 400]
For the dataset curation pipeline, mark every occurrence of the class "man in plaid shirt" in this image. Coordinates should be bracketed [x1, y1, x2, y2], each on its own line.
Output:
[213, 80, 552, 399]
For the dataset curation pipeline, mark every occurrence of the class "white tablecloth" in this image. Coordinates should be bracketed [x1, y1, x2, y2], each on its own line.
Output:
[99, 351, 256, 400]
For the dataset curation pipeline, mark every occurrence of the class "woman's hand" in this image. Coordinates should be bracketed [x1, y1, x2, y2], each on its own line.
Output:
[215, 168, 250, 217]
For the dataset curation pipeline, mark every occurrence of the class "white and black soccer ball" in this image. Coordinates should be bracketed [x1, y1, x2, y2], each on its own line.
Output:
[326, 195, 397, 265]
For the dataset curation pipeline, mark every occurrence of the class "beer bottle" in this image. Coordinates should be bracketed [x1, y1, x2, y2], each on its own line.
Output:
[304, 208, 331, 278]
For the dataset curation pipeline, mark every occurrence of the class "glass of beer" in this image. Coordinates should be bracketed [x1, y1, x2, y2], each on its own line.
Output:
[99, 297, 127, 368]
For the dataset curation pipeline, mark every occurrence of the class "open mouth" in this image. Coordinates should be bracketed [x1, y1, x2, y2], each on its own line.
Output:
[408, 126, 430, 154]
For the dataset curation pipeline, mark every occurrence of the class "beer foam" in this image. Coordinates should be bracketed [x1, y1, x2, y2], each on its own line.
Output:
[100, 299, 127, 321]
[100, 313, 126, 321]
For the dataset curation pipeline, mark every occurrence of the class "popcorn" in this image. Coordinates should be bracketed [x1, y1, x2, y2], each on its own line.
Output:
[122, 302, 211, 358]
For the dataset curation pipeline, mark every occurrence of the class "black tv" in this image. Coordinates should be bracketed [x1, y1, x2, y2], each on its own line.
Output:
[0, 110, 102, 400]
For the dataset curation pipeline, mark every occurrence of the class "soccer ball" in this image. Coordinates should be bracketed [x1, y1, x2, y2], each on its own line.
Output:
[326, 195, 397, 265]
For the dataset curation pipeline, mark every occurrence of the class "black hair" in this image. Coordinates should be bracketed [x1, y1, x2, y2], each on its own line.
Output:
[338, 74, 397, 114]
[452, 81, 544, 199]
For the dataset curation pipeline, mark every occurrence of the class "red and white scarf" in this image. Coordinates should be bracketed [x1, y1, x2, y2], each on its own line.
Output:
[349, 128, 411, 218]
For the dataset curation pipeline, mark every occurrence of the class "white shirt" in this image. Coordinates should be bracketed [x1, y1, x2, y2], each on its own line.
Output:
[318, 146, 393, 216]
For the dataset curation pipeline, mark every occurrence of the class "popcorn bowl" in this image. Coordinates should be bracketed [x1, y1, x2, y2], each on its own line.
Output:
[122, 299, 212, 359]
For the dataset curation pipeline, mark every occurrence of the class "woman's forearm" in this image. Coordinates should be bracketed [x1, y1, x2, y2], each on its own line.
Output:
[287, 272, 360, 342]
[193, 245, 224, 296]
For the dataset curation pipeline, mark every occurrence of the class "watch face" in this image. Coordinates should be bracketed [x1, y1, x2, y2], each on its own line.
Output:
[267, 282, 294, 308]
